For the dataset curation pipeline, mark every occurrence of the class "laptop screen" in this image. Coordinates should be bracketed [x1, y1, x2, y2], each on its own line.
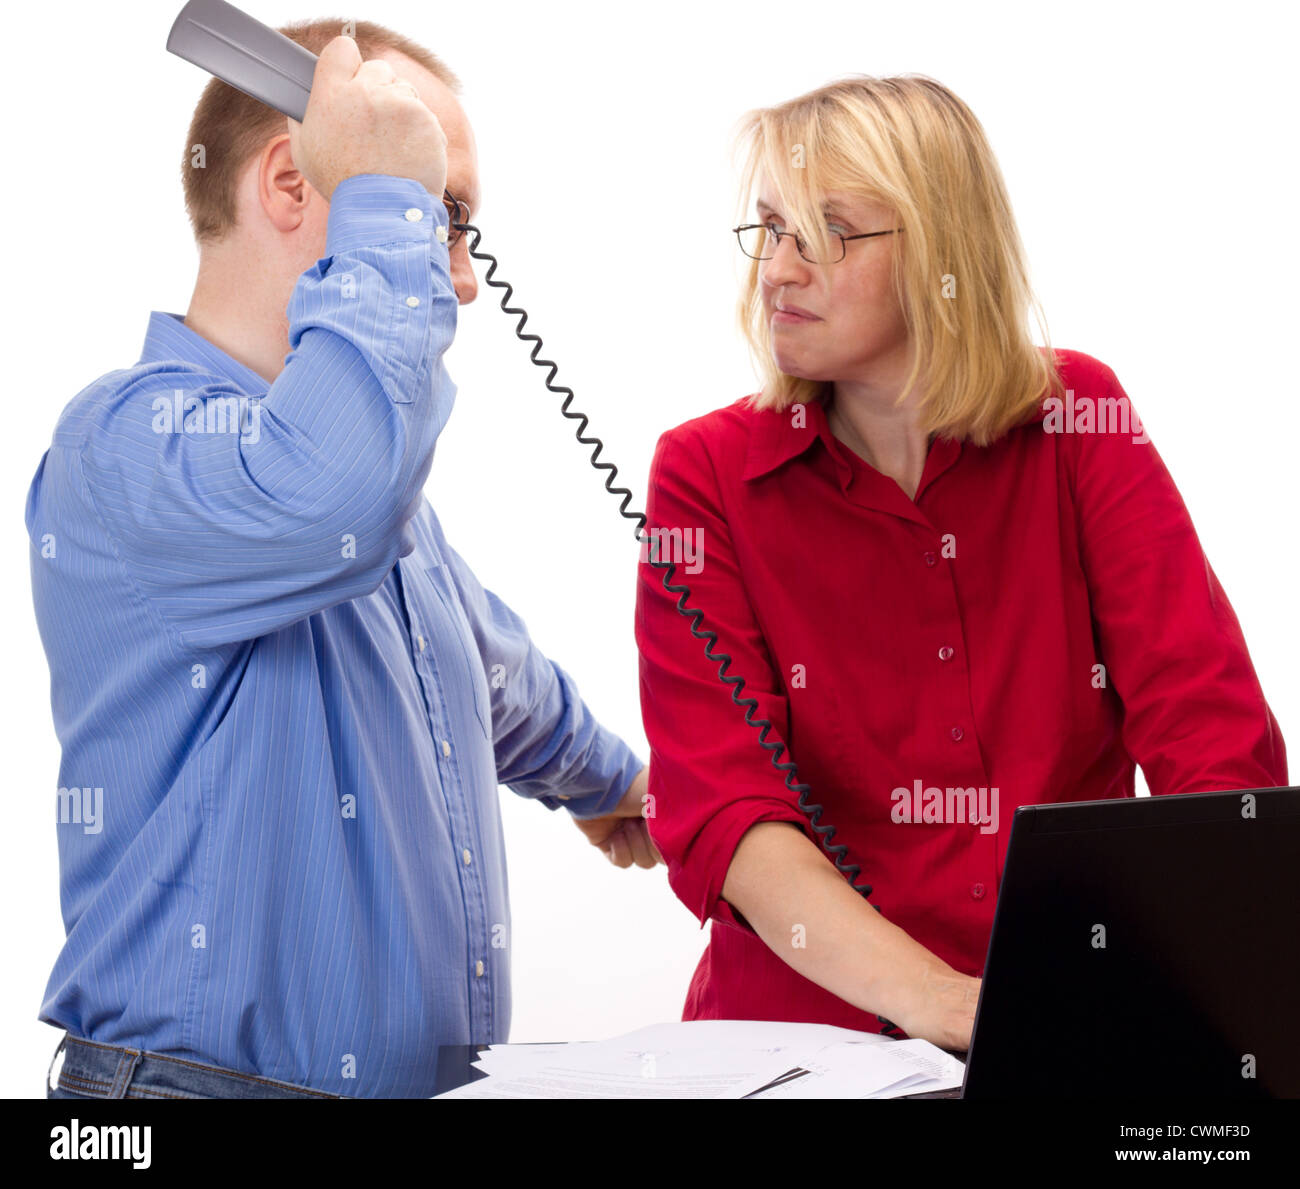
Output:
[962, 786, 1300, 1099]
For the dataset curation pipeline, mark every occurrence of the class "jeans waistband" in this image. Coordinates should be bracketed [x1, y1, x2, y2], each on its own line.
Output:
[50, 1034, 347, 1100]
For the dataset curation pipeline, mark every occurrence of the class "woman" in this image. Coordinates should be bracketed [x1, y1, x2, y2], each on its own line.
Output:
[634, 75, 1286, 1053]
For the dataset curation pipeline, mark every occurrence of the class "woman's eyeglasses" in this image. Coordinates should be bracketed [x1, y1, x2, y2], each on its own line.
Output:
[733, 221, 903, 265]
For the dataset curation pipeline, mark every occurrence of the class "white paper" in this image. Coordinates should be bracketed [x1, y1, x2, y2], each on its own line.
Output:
[440, 1046, 798, 1099]
[433, 1019, 958, 1100]
[737, 1039, 965, 1099]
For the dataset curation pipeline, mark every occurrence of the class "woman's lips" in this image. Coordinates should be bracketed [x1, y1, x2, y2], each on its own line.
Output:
[772, 305, 820, 324]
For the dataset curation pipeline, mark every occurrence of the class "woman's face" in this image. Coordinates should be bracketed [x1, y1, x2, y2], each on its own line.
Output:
[756, 185, 910, 386]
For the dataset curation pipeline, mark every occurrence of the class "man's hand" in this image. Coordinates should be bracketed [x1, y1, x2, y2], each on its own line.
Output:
[287, 35, 448, 200]
[571, 766, 663, 869]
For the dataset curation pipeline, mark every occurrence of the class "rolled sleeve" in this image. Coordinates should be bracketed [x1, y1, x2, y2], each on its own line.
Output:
[550, 740, 644, 821]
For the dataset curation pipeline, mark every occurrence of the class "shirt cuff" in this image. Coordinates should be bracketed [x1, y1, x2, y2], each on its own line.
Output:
[542, 742, 645, 819]
[324, 174, 446, 257]
[668, 799, 814, 936]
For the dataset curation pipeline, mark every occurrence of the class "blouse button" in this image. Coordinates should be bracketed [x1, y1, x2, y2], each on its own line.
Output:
[971, 882, 986, 900]
[951, 726, 965, 742]
[923, 551, 937, 567]
[938, 645, 954, 661]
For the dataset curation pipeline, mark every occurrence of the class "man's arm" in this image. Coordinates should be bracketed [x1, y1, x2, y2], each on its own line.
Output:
[76, 38, 455, 650]
[434, 526, 646, 820]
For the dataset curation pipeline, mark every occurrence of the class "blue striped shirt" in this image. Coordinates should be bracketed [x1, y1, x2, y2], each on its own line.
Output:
[25, 174, 643, 1098]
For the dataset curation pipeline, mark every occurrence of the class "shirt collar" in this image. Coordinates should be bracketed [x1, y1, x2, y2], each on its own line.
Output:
[743, 389, 1054, 485]
[742, 389, 976, 523]
[742, 392, 838, 481]
[139, 311, 270, 395]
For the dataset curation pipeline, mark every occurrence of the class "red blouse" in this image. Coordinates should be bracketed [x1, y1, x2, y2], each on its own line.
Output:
[634, 348, 1286, 1034]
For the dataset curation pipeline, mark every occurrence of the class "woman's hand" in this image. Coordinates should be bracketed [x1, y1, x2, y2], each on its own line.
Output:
[891, 964, 982, 1053]
[723, 822, 982, 1049]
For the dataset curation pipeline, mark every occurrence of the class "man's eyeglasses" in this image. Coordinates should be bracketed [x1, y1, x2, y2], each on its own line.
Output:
[733, 221, 903, 265]
[442, 190, 469, 248]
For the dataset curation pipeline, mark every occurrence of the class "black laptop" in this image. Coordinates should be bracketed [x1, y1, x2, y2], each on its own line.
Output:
[960, 785, 1300, 1099]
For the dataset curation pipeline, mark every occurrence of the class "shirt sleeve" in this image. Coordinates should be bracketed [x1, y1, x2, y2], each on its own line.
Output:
[78, 175, 457, 649]
[635, 425, 816, 935]
[436, 530, 645, 818]
[1069, 359, 1287, 795]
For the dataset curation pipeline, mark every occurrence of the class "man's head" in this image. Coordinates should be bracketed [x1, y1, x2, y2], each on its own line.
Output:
[182, 18, 480, 306]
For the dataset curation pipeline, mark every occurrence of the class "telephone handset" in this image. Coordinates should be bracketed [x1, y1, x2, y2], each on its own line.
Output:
[169, 0, 316, 122]
[166, 0, 901, 1036]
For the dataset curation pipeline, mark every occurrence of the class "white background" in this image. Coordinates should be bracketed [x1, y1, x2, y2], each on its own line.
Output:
[1, 0, 1295, 1097]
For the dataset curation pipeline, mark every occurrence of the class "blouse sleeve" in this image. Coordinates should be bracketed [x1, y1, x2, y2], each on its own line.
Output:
[1069, 358, 1287, 795]
[635, 425, 815, 934]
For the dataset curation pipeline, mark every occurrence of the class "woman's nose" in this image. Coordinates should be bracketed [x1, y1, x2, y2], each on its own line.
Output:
[760, 233, 809, 288]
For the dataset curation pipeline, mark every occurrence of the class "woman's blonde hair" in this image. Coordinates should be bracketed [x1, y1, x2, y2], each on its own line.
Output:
[734, 74, 1062, 446]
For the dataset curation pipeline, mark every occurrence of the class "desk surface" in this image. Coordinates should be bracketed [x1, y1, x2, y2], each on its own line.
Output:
[434, 1044, 964, 1099]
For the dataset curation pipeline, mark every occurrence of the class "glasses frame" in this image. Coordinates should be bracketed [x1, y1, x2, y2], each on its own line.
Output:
[442, 189, 469, 248]
[732, 221, 904, 264]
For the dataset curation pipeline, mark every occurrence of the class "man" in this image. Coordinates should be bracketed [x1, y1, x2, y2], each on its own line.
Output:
[27, 19, 657, 1100]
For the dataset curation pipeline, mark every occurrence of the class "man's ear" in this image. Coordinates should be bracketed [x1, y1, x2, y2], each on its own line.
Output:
[257, 132, 315, 233]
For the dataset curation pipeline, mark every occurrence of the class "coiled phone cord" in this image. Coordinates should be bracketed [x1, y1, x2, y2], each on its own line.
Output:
[454, 203, 901, 1037]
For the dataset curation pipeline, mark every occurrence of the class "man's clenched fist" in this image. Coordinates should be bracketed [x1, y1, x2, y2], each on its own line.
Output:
[287, 35, 448, 200]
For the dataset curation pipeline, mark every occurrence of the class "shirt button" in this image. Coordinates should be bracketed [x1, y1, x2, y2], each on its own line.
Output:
[971, 882, 986, 900]
[923, 551, 937, 567]
[405, 296, 421, 308]
[558, 794, 571, 801]
[475, 960, 484, 978]
[938, 645, 954, 661]
[442, 739, 452, 757]
[950, 726, 964, 742]
[435, 225, 449, 243]
[405, 207, 424, 222]
[462, 848, 472, 866]
[416, 634, 425, 652]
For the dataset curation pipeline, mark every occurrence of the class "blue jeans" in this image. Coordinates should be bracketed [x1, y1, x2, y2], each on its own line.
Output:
[46, 1034, 347, 1100]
